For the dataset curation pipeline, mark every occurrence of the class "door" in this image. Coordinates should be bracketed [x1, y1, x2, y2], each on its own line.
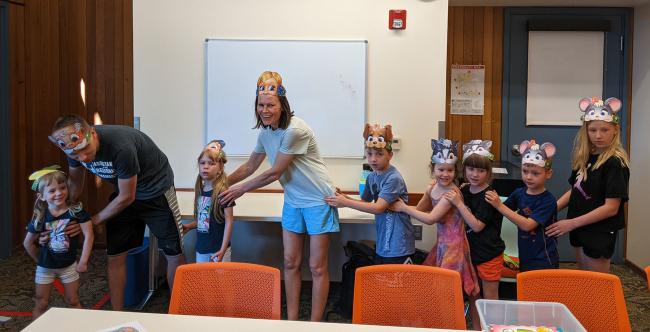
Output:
[502, 7, 631, 263]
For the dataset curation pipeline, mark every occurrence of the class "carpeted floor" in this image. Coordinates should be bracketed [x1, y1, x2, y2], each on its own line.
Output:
[1, 249, 649, 331]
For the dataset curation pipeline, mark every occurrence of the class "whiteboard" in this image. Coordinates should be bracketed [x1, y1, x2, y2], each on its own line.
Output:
[205, 39, 367, 158]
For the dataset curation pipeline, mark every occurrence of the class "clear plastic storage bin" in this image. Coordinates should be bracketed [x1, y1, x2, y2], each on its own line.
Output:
[476, 299, 586, 332]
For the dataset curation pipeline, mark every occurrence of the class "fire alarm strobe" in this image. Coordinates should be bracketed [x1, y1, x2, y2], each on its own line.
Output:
[389, 9, 407, 30]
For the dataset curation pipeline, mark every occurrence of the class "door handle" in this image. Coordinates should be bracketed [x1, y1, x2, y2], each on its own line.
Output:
[511, 144, 521, 157]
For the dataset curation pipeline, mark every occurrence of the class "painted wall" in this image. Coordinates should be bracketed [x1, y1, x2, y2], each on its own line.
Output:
[626, 3, 650, 268]
[133, 0, 449, 194]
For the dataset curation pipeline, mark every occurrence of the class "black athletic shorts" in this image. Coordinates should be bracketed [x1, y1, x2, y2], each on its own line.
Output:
[375, 254, 414, 265]
[569, 228, 618, 259]
[106, 186, 183, 256]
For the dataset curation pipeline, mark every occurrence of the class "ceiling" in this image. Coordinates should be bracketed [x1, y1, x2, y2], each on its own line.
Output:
[449, 0, 650, 6]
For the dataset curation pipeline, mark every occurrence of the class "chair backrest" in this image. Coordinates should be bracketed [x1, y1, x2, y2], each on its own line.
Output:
[168, 262, 281, 319]
[517, 269, 631, 332]
[645, 266, 650, 292]
[352, 264, 466, 329]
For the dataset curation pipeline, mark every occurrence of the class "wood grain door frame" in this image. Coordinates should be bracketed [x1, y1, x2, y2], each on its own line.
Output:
[0, 1, 11, 259]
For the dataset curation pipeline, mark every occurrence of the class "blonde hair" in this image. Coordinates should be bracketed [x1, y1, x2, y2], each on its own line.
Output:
[572, 121, 629, 180]
[194, 148, 229, 223]
[31, 171, 81, 231]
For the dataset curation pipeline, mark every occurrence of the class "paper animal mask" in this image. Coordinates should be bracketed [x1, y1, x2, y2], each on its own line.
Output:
[431, 139, 459, 165]
[28, 165, 62, 191]
[462, 140, 494, 161]
[256, 71, 286, 97]
[206, 140, 226, 153]
[519, 139, 556, 169]
[48, 123, 91, 155]
[578, 97, 622, 124]
[363, 123, 393, 151]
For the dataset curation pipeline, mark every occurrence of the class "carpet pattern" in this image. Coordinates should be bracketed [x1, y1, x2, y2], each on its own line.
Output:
[1, 250, 648, 331]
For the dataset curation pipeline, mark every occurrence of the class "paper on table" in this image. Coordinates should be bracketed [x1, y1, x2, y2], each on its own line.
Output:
[96, 321, 147, 332]
[492, 167, 508, 174]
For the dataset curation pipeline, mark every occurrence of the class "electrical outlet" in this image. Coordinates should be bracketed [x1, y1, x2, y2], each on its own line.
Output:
[392, 136, 401, 150]
[413, 224, 423, 240]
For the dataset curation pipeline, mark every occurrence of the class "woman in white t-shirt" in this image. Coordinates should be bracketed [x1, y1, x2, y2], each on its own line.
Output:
[219, 71, 339, 321]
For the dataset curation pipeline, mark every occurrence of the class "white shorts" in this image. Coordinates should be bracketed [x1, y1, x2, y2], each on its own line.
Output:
[35, 262, 79, 285]
[196, 246, 232, 263]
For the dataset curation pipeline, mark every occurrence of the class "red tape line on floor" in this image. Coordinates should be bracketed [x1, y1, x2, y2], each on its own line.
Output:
[0, 311, 32, 317]
[92, 293, 110, 310]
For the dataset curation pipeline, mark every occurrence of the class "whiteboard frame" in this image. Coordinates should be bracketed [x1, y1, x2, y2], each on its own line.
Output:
[204, 38, 368, 158]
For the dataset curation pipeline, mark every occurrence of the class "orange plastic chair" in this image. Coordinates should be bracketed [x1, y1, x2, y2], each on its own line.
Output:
[168, 262, 281, 319]
[517, 269, 631, 332]
[352, 264, 466, 330]
[645, 266, 650, 292]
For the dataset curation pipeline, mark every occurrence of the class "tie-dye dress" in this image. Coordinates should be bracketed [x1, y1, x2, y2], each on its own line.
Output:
[423, 192, 480, 296]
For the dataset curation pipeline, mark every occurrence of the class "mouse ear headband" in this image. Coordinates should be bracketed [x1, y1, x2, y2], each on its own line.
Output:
[578, 96, 622, 124]
[519, 139, 556, 169]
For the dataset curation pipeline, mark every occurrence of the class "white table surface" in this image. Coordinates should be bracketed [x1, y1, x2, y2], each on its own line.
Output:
[177, 191, 377, 224]
[23, 308, 463, 332]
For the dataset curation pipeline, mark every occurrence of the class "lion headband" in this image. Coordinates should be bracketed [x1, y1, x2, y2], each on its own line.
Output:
[256, 71, 286, 97]
[363, 123, 392, 151]
[578, 97, 622, 124]
[431, 139, 458, 165]
[519, 139, 556, 169]
[462, 140, 494, 161]
[48, 122, 91, 155]
[28, 165, 62, 191]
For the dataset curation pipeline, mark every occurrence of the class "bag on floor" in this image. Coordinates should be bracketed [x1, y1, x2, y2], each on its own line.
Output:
[336, 240, 376, 319]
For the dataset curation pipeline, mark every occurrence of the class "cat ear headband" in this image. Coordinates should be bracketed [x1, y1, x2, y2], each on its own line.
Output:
[28, 165, 62, 191]
[363, 123, 393, 151]
[256, 71, 286, 97]
[431, 138, 458, 165]
[48, 122, 91, 155]
[578, 97, 622, 124]
[462, 140, 494, 161]
[519, 139, 556, 169]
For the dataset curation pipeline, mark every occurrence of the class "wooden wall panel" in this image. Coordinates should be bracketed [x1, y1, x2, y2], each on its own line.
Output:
[9, 0, 134, 248]
[446, 7, 504, 161]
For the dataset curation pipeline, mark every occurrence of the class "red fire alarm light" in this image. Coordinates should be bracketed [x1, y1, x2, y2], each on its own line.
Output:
[389, 10, 407, 30]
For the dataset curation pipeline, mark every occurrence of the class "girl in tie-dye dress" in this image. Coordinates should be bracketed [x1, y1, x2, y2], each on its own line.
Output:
[392, 139, 480, 296]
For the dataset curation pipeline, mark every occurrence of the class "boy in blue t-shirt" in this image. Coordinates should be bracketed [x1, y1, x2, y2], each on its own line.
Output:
[325, 124, 415, 264]
[485, 140, 559, 271]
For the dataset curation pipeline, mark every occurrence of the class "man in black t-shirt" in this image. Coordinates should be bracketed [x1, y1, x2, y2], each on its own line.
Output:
[46, 114, 185, 310]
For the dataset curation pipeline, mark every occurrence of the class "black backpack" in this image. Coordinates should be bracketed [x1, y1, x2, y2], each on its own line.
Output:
[335, 241, 376, 319]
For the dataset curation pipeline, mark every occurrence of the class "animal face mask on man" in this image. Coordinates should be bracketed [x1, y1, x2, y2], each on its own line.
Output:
[363, 123, 393, 151]
[578, 97, 622, 124]
[48, 123, 91, 155]
[519, 139, 556, 169]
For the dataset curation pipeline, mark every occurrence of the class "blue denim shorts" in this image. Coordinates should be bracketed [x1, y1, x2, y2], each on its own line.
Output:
[282, 202, 340, 235]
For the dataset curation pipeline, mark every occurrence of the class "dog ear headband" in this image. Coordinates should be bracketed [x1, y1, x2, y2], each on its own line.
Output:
[363, 123, 393, 151]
